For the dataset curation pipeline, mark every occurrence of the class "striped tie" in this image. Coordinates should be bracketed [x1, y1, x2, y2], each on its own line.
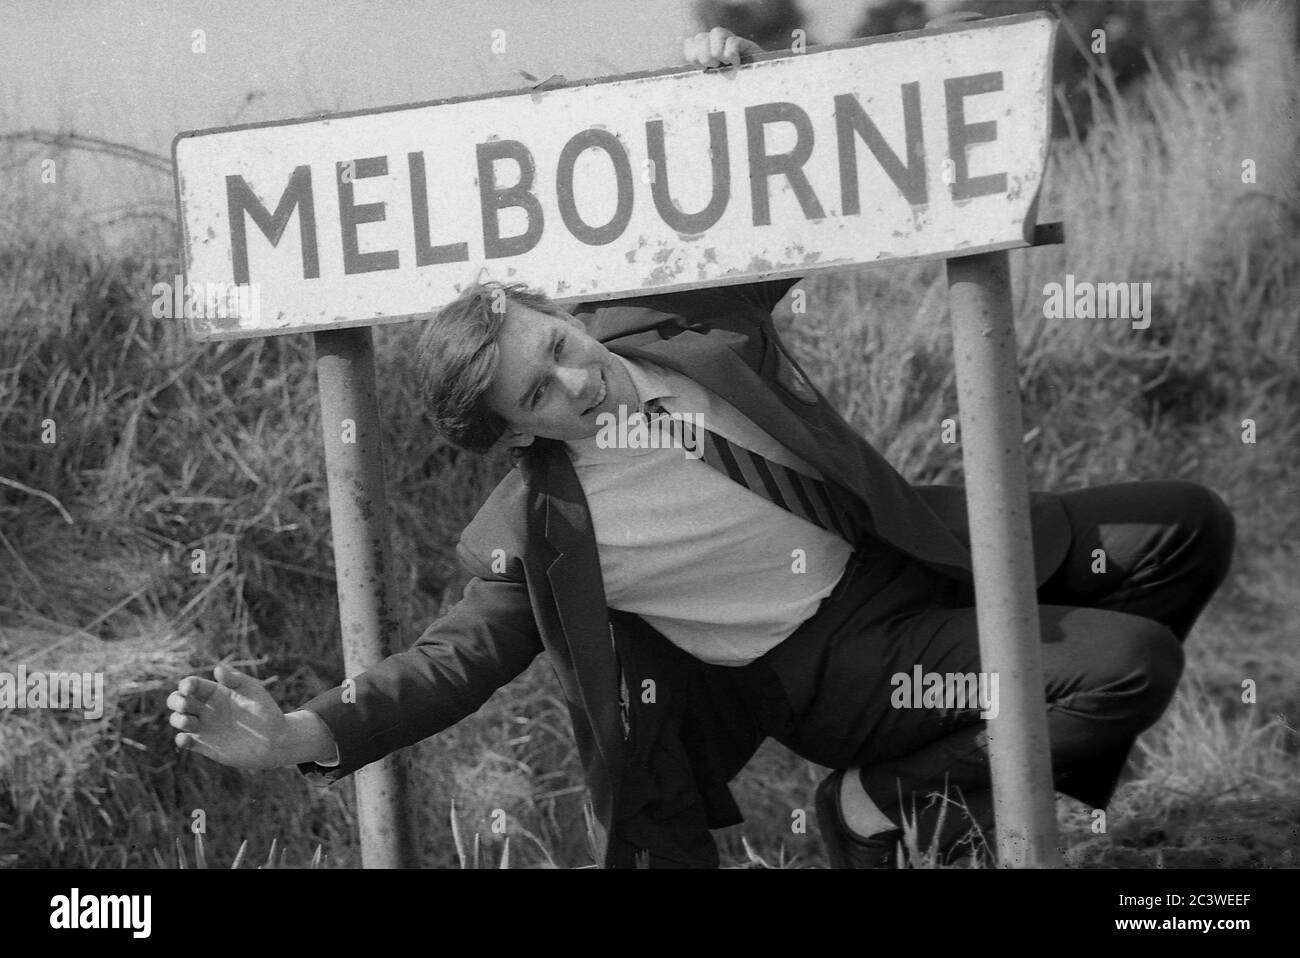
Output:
[645, 399, 867, 547]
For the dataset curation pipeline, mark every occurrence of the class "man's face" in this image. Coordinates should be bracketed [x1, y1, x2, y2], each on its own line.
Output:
[483, 302, 639, 446]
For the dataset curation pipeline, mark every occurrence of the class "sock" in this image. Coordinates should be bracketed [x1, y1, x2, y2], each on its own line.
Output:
[839, 768, 898, 838]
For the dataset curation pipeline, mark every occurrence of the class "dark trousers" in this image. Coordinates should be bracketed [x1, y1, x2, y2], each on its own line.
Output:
[724, 480, 1236, 854]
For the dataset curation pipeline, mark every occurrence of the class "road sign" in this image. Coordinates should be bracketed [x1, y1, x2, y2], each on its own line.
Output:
[173, 12, 1055, 340]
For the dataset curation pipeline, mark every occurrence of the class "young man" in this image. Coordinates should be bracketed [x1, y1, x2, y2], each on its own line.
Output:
[167, 28, 1234, 868]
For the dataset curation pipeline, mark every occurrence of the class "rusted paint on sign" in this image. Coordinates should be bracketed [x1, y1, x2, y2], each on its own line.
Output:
[173, 13, 1056, 340]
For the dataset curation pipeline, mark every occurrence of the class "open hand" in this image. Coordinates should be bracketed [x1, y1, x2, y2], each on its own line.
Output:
[168, 665, 290, 770]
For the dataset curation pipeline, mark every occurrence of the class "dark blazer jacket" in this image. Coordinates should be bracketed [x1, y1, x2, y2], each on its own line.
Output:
[298, 277, 1073, 868]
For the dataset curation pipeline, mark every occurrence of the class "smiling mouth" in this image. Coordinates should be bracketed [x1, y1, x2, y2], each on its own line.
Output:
[582, 370, 607, 415]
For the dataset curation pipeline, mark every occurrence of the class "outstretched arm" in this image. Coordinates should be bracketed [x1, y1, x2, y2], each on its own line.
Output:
[295, 569, 542, 780]
[169, 550, 542, 777]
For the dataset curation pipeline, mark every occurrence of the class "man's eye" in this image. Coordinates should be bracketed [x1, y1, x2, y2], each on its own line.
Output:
[530, 337, 567, 408]
[531, 337, 565, 407]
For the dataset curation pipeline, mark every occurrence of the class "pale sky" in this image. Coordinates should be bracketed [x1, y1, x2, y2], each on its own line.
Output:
[1, 0, 702, 149]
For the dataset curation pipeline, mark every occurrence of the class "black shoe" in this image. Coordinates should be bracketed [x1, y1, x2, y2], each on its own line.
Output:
[814, 769, 905, 869]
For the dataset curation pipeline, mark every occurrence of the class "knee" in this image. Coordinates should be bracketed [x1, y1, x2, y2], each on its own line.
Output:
[1171, 481, 1236, 590]
[1119, 619, 1185, 730]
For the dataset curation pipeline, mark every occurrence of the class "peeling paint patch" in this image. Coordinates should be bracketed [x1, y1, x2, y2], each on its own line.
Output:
[645, 262, 686, 285]
[206, 310, 241, 331]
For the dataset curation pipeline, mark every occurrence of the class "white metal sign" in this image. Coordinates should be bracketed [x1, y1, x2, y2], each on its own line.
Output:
[173, 13, 1055, 340]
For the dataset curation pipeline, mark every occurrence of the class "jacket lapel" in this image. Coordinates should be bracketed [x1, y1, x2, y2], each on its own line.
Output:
[521, 448, 624, 803]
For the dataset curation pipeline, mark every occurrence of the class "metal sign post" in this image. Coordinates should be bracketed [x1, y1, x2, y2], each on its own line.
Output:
[948, 249, 1062, 867]
[314, 325, 417, 868]
[172, 12, 1063, 867]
